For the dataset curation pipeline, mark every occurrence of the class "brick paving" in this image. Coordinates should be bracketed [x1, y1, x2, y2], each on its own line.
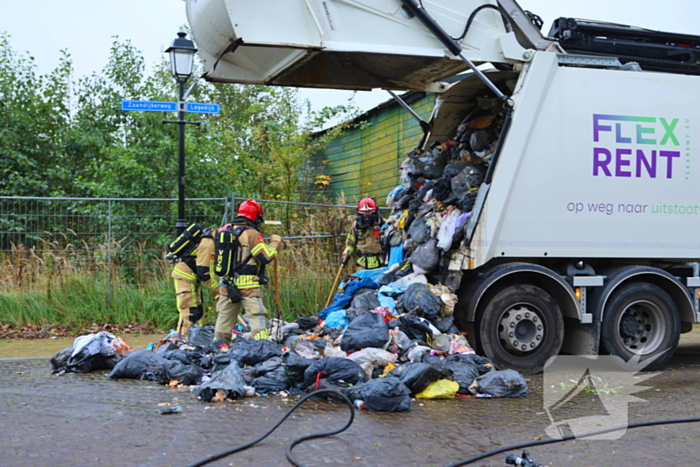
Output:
[1, 341, 699, 467]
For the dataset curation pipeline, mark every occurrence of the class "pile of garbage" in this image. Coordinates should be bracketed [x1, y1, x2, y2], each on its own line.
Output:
[52, 316, 526, 412]
[50, 96, 527, 412]
[382, 94, 506, 280]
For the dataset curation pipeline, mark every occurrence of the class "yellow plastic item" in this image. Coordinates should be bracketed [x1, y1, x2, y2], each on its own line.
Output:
[381, 362, 396, 377]
[415, 380, 459, 399]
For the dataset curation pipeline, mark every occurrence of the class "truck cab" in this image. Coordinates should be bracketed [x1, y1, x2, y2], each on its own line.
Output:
[186, 0, 700, 373]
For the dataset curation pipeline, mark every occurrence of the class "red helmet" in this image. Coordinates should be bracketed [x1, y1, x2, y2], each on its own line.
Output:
[237, 199, 264, 223]
[357, 197, 377, 214]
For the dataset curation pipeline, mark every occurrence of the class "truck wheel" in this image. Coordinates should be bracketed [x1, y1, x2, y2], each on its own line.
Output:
[601, 283, 680, 371]
[477, 284, 563, 375]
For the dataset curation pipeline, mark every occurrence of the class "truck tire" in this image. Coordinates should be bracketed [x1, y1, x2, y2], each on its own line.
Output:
[477, 284, 564, 375]
[601, 283, 680, 371]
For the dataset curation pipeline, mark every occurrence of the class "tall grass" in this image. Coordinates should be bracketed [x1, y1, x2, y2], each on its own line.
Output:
[0, 202, 353, 333]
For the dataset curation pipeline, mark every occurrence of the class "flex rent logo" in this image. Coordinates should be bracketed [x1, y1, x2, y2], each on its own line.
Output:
[592, 114, 685, 179]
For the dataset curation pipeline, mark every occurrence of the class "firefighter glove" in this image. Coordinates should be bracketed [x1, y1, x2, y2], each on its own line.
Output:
[270, 234, 283, 250]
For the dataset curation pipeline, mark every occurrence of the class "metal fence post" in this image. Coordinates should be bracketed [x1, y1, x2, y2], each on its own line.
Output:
[108, 199, 114, 302]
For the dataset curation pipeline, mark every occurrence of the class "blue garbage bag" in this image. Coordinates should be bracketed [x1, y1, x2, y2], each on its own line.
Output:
[324, 309, 350, 329]
[318, 276, 380, 319]
[388, 245, 404, 268]
[351, 267, 388, 282]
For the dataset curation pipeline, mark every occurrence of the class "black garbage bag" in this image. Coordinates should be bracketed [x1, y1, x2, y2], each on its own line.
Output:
[386, 362, 449, 395]
[402, 283, 442, 320]
[443, 361, 480, 394]
[343, 377, 412, 412]
[252, 375, 290, 394]
[431, 178, 453, 203]
[378, 261, 414, 286]
[302, 357, 366, 389]
[457, 189, 479, 213]
[446, 353, 493, 376]
[187, 349, 213, 370]
[283, 350, 315, 384]
[108, 350, 168, 380]
[212, 353, 237, 372]
[162, 360, 203, 386]
[470, 128, 494, 152]
[252, 366, 291, 394]
[194, 362, 247, 402]
[408, 217, 431, 244]
[451, 165, 484, 198]
[51, 347, 74, 373]
[410, 148, 447, 180]
[443, 161, 468, 179]
[296, 316, 321, 330]
[228, 337, 283, 366]
[253, 356, 285, 376]
[188, 325, 215, 347]
[350, 290, 380, 315]
[471, 369, 528, 398]
[66, 336, 122, 373]
[408, 238, 440, 273]
[431, 314, 456, 333]
[340, 312, 389, 353]
[162, 349, 194, 365]
[154, 342, 179, 355]
[394, 314, 433, 342]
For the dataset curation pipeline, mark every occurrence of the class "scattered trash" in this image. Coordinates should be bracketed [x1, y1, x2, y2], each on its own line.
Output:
[160, 406, 182, 415]
[49, 99, 532, 412]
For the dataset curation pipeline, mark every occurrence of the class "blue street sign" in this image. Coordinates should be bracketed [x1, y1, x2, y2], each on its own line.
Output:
[121, 100, 178, 112]
[185, 102, 221, 115]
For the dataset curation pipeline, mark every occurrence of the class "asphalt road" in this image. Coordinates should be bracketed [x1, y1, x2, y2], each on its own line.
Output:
[1, 331, 698, 467]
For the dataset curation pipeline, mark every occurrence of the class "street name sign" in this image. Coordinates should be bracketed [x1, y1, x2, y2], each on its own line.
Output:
[121, 100, 220, 115]
[121, 100, 178, 112]
[185, 102, 221, 114]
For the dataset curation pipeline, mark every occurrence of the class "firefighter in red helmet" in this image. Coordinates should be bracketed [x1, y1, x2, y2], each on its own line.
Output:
[214, 199, 283, 343]
[342, 197, 386, 270]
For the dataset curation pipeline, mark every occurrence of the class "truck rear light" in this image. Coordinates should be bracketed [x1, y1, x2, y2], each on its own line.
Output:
[575, 288, 582, 301]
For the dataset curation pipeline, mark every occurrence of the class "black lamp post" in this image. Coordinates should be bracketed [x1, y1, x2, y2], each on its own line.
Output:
[164, 32, 198, 235]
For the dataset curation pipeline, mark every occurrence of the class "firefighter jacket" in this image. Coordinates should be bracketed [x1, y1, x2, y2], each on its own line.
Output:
[344, 217, 385, 269]
[226, 218, 282, 298]
[173, 236, 216, 288]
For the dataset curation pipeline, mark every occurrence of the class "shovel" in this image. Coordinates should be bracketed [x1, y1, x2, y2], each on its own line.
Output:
[325, 260, 346, 309]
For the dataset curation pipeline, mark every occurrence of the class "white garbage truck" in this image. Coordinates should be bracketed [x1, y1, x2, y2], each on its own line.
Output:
[185, 0, 700, 373]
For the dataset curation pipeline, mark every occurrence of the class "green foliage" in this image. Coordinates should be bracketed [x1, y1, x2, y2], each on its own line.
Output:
[0, 32, 359, 213]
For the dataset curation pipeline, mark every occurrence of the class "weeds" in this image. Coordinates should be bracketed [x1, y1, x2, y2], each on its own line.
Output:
[0, 203, 354, 331]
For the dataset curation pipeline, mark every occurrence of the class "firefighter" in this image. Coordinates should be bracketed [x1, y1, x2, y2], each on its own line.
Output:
[214, 199, 282, 343]
[342, 197, 386, 270]
[171, 228, 217, 339]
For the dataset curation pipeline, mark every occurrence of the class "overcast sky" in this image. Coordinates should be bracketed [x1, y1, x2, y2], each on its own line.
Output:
[1, 0, 697, 113]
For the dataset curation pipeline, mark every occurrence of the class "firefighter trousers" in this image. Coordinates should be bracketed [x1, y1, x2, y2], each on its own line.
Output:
[214, 290, 268, 344]
[172, 266, 203, 338]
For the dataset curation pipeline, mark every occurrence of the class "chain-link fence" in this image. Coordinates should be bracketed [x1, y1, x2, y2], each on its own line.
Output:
[0, 195, 357, 296]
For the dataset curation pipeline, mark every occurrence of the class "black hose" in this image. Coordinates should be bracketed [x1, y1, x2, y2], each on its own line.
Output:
[185, 389, 355, 467]
[443, 417, 700, 467]
[453, 4, 514, 42]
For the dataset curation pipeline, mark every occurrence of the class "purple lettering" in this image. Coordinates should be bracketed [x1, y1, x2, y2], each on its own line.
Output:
[593, 148, 612, 176]
[659, 150, 680, 178]
[615, 148, 632, 177]
[593, 115, 611, 142]
[635, 149, 656, 178]
[615, 123, 631, 143]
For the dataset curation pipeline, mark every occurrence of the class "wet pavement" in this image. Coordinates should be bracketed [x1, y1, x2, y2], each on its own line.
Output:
[1, 335, 699, 467]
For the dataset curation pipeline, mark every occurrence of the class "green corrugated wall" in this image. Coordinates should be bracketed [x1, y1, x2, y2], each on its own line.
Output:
[309, 93, 435, 204]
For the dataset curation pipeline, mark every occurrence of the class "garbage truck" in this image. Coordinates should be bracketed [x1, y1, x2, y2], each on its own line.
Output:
[185, 0, 700, 373]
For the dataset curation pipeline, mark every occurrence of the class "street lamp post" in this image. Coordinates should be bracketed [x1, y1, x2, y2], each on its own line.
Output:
[164, 32, 199, 235]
